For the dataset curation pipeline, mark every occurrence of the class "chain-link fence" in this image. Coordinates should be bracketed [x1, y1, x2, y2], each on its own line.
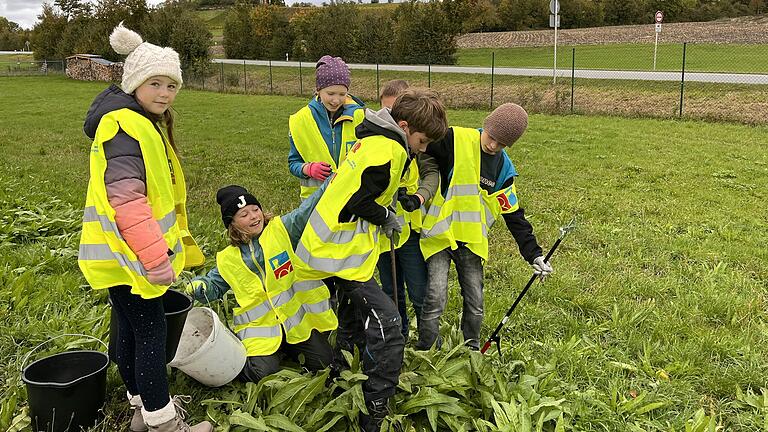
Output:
[5, 42, 767, 124]
[0, 60, 65, 76]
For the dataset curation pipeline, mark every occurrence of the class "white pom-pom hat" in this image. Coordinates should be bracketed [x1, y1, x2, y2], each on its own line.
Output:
[109, 22, 183, 94]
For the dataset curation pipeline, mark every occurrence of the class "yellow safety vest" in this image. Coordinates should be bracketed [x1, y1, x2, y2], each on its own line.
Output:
[289, 102, 365, 200]
[78, 108, 204, 299]
[419, 127, 519, 261]
[217, 217, 337, 357]
[378, 158, 422, 251]
[296, 135, 409, 282]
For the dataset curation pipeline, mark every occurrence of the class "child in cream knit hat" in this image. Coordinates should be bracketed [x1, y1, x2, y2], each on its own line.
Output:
[79, 23, 210, 432]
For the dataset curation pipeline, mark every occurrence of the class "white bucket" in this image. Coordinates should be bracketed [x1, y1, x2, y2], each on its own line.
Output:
[169, 307, 247, 387]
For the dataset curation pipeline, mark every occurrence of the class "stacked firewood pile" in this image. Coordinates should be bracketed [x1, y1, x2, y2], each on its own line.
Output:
[66, 55, 123, 82]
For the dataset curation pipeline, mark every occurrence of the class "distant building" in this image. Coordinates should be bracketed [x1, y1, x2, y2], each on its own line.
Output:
[66, 54, 122, 82]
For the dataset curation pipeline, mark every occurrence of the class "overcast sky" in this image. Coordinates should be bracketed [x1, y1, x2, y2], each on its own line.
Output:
[1, 0, 167, 30]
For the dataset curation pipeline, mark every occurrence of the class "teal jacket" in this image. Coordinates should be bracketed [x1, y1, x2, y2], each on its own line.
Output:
[287, 95, 365, 178]
[192, 181, 327, 303]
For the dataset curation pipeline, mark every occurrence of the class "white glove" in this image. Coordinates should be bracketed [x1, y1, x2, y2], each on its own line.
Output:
[532, 256, 553, 281]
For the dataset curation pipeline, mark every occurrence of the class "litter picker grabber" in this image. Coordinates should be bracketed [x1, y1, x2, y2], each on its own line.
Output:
[390, 240, 398, 307]
[480, 217, 577, 355]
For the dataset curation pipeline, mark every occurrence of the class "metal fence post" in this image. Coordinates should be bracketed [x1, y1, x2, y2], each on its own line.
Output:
[490, 52, 495, 110]
[243, 60, 247, 93]
[679, 42, 687, 117]
[570, 47, 575, 114]
[299, 59, 303, 95]
[269, 60, 273, 94]
[376, 62, 380, 103]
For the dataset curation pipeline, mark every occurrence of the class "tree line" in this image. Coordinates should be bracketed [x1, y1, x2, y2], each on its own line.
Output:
[221, 0, 764, 34]
[223, 1, 461, 64]
[2, 0, 211, 71]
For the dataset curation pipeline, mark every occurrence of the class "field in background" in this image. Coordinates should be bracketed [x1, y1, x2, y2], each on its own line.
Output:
[0, 75, 767, 430]
[457, 44, 768, 73]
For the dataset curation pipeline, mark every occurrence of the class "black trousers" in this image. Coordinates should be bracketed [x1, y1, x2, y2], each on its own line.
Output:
[239, 329, 334, 383]
[109, 286, 170, 411]
[334, 277, 405, 402]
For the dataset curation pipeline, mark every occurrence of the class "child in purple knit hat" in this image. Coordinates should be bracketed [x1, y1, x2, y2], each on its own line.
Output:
[287, 55, 365, 201]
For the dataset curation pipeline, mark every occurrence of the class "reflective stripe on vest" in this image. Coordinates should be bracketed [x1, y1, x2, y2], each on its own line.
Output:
[218, 217, 337, 356]
[78, 108, 204, 299]
[289, 104, 364, 200]
[296, 134, 408, 282]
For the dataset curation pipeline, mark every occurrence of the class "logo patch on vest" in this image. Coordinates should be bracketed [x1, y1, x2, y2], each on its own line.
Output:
[496, 186, 518, 212]
[350, 141, 362, 153]
[269, 251, 294, 279]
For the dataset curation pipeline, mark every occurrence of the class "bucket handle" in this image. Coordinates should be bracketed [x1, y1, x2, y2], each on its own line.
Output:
[178, 271, 233, 329]
[21, 333, 108, 373]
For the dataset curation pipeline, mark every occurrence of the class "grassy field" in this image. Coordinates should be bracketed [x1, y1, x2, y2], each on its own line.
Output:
[457, 44, 768, 74]
[1, 75, 767, 431]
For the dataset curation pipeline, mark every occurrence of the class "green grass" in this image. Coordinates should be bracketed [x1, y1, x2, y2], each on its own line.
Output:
[458, 44, 768, 74]
[1, 75, 768, 431]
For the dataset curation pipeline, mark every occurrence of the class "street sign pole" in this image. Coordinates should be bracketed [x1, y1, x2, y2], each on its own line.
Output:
[653, 11, 663, 71]
[551, 0, 560, 85]
[553, 21, 558, 84]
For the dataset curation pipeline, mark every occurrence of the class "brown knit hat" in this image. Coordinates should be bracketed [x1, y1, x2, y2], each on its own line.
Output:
[483, 103, 528, 146]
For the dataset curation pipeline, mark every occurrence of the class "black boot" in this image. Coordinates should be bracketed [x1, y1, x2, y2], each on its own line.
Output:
[359, 398, 389, 432]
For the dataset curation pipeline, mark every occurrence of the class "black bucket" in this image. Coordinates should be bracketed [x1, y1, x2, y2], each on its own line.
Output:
[22, 343, 109, 432]
[108, 289, 193, 364]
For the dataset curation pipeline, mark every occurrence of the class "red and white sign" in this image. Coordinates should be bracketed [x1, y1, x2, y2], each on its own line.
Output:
[655, 11, 664, 23]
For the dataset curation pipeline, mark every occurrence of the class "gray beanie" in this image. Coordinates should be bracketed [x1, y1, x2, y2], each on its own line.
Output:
[483, 103, 528, 146]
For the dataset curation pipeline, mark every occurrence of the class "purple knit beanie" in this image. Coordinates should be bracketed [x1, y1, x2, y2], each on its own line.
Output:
[315, 55, 350, 90]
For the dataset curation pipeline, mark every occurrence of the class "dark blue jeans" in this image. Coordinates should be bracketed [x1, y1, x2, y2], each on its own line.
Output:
[376, 232, 428, 339]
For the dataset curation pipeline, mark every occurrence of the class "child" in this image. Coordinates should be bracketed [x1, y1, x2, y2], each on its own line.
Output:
[296, 88, 448, 432]
[288, 55, 365, 201]
[78, 23, 210, 432]
[376, 80, 439, 340]
[415, 103, 553, 351]
[188, 184, 337, 382]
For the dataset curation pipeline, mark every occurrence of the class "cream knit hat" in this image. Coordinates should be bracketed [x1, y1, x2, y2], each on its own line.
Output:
[109, 22, 183, 94]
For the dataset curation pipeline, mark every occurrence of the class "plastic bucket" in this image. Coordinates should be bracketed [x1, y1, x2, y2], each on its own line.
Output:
[169, 307, 247, 387]
[108, 289, 193, 364]
[21, 335, 109, 432]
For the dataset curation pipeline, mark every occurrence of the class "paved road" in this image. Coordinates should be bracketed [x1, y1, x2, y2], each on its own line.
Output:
[213, 58, 768, 85]
[0, 51, 34, 55]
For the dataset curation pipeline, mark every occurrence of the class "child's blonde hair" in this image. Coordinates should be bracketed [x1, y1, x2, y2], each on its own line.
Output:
[379, 79, 410, 102]
[226, 211, 274, 246]
[390, 88, 448, 142]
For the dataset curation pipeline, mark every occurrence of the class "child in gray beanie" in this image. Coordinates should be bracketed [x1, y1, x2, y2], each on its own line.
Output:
[415, 102, 553, 351]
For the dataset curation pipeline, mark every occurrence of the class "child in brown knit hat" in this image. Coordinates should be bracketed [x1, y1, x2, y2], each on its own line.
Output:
[415, 102, 553, 351]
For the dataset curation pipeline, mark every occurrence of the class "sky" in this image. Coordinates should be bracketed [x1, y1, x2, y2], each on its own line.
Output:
[1, 0, 166, 30]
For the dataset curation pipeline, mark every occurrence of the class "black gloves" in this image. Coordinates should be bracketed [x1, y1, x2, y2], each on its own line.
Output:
[397, 187, 422, 212]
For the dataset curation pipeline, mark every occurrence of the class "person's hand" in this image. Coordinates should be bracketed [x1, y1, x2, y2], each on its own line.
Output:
[380, 208, 403, 240]
[531, 256, 553, 281]
[397, 187, 422, 212]
[147, 258, 175, 285]
[186, 280, 209, 303]
[303, 162, 333, 181]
